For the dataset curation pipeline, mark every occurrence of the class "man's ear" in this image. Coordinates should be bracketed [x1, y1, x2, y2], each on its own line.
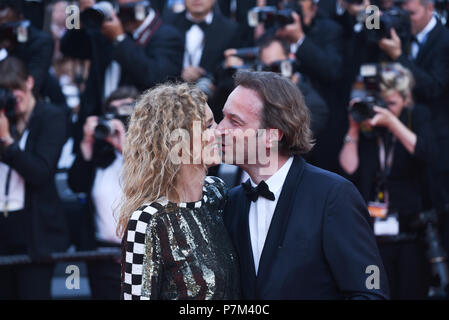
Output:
[26, 76, 34, 92]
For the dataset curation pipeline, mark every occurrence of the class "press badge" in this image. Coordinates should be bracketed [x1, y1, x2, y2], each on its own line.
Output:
[374, 214, 400, 236]
[368, 201, 387, 218]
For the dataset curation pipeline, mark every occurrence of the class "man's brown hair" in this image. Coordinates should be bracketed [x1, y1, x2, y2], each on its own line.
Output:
[234, 70, 314, 155]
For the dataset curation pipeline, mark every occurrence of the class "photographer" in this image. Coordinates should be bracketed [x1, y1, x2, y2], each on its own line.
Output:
[164, 0, 241, 97]
[0, 57, 68, 299]
[61, 0, 184, 145]
[0, 0, 54, 94]
[68, 86, 138, 300]
[339, 63, 434, 299]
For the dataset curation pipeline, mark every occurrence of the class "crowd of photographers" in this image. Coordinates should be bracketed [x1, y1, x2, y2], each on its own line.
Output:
[0, 0, 449, 299]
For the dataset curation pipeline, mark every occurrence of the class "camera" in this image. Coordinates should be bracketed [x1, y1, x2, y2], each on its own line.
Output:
[257, 59, 297, 78]
[365, 7, 411, 43]
[0, 87, 17, 125]
[350, 64, 386, 123]
[80, 1, 115, 31]
[247, 6, 295, 28]
[0, 20, 30, 48]
[94, 113, 116, 141]
[116, 0, 151, 25]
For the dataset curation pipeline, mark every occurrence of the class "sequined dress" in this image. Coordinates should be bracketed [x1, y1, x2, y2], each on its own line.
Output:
[122, 176, 240, 300]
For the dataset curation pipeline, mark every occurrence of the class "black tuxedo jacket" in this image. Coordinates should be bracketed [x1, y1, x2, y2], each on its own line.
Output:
[224, 156, 389, 299]
[0, 102, 69, 259]
[396, 21, 449, 173]
[164, 10, 240, 74]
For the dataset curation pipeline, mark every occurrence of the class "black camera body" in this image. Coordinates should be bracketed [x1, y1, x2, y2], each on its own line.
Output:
[366, 7, 411, 43]
[94, 113, 116, 141]
[0, 87, 17, 126]
[81, 0, 151, 31]
[248, 6, 295, 29]
[0, 20, 31, 49]
[350, 64, 387, 123]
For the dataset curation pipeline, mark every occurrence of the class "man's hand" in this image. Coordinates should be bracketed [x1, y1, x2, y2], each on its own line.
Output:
[181, 66, 206, 83]
[276, 12, 304, 44]
[101, 13, 125, 42]
[0, 110, 13, 147]
[105, 119, 126, 154]
[340, 0, 370, 17]
[80, 116, 98, 161]
[379, 28, 402, 60]
[224, 49, 244, 69]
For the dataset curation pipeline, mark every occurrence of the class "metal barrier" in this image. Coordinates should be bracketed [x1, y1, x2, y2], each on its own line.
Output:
[0, 248, 121, 266]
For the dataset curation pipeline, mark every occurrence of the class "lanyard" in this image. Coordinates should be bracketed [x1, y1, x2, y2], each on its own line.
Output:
[376, 135, 396, 204]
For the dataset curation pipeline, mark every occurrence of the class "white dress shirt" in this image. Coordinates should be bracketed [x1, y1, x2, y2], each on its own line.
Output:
[410, 16, 437, 60]
[91, 151, 123, 244]
[104, 9, 156, 98]
[248, 156, 294, 274]
[183, 12, 213, 69]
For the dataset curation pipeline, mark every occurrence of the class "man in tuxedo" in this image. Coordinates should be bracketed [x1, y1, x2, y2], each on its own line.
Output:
[217, 70, 389, 299]
[61, 0, 183, 147]
[163, 0, 240, 92]
[379, 0, 449, 248]
[275, 0, 346, 172]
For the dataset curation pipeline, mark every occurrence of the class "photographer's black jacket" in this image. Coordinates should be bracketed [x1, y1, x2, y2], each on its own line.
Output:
[163, 9, 241, 75]
[344, 105, 435, 224]
[11, 25, 54, 94]
[0, 101, 69, 258]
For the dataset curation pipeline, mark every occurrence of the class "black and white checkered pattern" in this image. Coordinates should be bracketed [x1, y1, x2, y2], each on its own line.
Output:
[122, 203, 160, 300]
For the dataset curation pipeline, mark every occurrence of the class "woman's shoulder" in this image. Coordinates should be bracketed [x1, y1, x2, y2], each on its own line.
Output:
[127, 201, 169, 233]
[204, 176, 228, 198]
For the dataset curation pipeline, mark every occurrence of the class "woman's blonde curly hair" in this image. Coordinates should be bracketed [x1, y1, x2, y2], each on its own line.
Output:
[116, 82, 207, 237]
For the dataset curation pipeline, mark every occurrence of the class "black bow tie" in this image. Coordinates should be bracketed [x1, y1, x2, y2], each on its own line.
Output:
[184, 17, 208, 31]
[242, 180, 275, 202]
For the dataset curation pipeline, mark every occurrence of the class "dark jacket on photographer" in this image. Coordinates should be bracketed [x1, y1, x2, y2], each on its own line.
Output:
[344, 104, 435, 229]
[8, 24, 54, 95]
[163, 8, 241, 76]
[393, 19, 449, 210]
[0, 101, 69, 259]
[60, 10, 184, 147]
[67, 141, 121, 250]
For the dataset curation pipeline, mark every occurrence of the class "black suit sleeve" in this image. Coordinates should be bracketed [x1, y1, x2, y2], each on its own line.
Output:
[27, 31, 54, 93]
[112, 29, 184, 89]
[396, 43, 449, 102]
[60, 29, 93, 60]
[323, 179, 389, 300]
[67, 153, 96, 194]
[299, 81, 329, 136]
[296, 22, 344, 83]
[0, 108, 66, 187]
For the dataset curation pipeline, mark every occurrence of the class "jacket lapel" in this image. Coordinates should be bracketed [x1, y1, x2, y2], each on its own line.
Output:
[235, 183, 257, 297]
[256, 156, 306, 287]
[416, 21, 442, 64]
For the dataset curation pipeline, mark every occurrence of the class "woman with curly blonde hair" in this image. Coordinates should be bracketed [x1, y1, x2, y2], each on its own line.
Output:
[117, 83, 240, 300]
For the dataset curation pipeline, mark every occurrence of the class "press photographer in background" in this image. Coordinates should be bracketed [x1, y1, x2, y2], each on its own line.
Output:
[339, 63, 435, 299]
[379, 0, 449, 251]
[0, 57, 68, 299]
[61, 0, 183, 147]
[0, 0, 54, 94]
[67, 86, 138, 300]
[163, 0, 241, 99]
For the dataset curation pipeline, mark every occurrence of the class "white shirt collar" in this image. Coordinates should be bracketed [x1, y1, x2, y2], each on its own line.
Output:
[186, 11, 214, 25]
[250, 156, 294, 196]
[416, 15, 437, 43]
[133, 9, 156, 40]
